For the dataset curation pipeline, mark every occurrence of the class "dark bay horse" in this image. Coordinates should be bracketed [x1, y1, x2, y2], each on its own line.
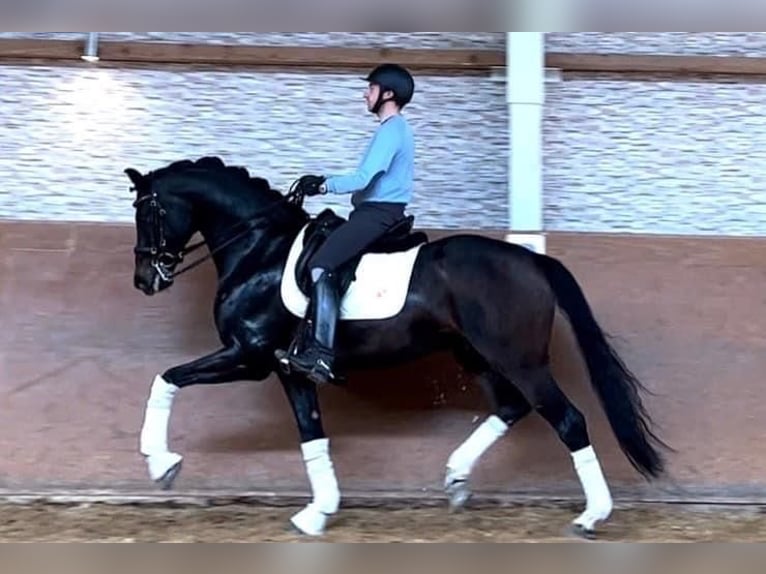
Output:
[126, 156, 668, 538]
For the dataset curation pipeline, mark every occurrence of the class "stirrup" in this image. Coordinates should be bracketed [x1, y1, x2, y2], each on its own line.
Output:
[287, 343, 340, 386]
[275, 318, 313, 374]
[274, 348, 291, 372]
[302, 359, 336, 386]
[276, 348, 346, 385]
[288, 347, 334, 379]
[274, 338, 301, 374]
[274, 341, 335, 384]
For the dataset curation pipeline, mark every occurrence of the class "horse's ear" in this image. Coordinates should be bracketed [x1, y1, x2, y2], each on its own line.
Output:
[124, 168, 144, 188]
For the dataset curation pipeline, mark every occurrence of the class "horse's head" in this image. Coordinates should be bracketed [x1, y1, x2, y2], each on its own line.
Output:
[126, 156, 309, 296]
[125, 163, 197, 295]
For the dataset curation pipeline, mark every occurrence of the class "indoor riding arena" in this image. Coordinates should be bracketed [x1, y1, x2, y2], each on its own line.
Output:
[2, 32, 766, 543]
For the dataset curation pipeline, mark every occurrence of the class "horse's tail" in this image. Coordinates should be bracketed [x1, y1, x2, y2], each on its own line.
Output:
[535, 253, 669, 479]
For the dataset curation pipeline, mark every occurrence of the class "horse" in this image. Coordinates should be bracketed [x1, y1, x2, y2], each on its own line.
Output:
[125, 156, 669, 539]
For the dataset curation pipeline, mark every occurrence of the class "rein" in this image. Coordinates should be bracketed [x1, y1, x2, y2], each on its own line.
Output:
[133, 178, 307, 281]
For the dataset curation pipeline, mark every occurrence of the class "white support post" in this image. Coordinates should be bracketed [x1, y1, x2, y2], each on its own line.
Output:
[506, 32, 546, 255]
[82, 33, 100, 62]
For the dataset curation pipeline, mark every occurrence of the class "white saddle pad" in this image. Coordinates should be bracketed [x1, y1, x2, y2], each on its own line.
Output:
[280, 224, 425, 321]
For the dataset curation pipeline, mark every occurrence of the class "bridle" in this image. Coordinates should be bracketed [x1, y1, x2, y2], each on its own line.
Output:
[131, 179, 307, 282]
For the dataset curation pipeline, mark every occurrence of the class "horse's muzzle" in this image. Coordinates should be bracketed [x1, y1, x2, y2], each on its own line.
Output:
[134, 272, 156, 295]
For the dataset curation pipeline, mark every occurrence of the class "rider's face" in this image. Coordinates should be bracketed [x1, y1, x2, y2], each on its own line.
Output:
[364, 83, 379, 112]
[364, 83, 394, 115]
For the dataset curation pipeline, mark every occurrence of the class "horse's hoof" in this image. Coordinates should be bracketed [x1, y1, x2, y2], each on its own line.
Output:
[445, 479, 471, 512]
[290, 506, 328, 537]
[156, 459, 183, 490]
[570, 523, 597, 540]
[145, 452, 183, 489]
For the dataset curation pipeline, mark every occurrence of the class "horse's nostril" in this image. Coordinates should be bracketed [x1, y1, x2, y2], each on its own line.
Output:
[134, 275, 149, 291]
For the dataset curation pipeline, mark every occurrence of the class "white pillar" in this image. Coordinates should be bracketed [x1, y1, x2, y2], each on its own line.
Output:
[82, 33, 100, 62]
[506, 32, 546, 254]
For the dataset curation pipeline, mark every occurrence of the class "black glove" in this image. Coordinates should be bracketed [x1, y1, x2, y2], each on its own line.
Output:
[297, 174, 326, 196]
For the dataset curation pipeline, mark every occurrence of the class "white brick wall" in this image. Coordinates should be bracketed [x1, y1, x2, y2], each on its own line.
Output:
[1, 33, 765, 235]
[0, 65, 508, 228]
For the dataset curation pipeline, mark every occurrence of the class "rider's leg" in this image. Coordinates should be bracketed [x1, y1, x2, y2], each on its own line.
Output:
[286, 267, 341, 385]
[308, 201, 406, 271]
[283, 202, 405, 384]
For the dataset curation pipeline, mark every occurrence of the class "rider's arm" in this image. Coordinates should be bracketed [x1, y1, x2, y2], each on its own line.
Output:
[324, 120, 402, 195]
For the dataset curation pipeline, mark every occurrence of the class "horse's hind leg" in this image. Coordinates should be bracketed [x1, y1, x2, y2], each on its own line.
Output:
[444, 370, 532, 511]
[513, 364, 613, 539]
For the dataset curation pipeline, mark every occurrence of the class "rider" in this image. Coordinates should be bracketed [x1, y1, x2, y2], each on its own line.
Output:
[277, 63, 416, 385]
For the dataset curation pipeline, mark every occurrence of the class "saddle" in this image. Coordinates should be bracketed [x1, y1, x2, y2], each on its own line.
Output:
[294, 208, 429, 297]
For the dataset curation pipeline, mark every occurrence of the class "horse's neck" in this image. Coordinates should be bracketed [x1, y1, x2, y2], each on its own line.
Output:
[192, 187, 301, 280]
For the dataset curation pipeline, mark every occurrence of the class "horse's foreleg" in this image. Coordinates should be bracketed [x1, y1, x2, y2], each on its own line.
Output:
[277, 372, 339, 537]
[139, 373, 183, 486]
[139, 345, 254, 488]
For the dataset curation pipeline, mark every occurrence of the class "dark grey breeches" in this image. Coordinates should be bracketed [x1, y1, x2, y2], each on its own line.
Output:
[308, 201, 406, 274]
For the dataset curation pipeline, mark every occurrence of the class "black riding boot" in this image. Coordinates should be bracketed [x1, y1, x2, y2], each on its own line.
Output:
[283, 271, 340, 385]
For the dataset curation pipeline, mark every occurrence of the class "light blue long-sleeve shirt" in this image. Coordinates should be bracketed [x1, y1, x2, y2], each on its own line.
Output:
[324, 114, 414, 206]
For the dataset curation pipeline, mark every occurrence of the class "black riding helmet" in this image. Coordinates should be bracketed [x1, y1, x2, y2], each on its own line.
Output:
[364, 63, 415, 113]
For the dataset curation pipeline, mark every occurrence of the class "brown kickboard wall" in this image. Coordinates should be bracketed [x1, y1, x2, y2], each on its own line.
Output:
[1, 220, 765, 501]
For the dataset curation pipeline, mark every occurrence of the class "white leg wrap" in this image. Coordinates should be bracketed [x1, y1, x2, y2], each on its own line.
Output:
[445, 415, 508, 484]
[571, 445, 613, 531]
[290, 438, 340, 536]
[139, 374, 182, 481]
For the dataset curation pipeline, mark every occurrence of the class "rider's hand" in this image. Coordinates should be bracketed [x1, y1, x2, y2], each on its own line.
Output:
[298, 174, 326, 196]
